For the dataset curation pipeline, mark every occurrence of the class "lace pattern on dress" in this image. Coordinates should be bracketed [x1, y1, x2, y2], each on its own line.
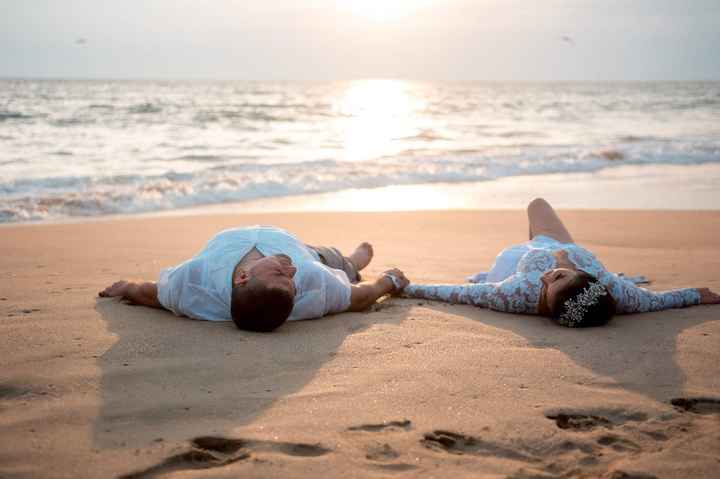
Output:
[404, 249, 554, 314]
[565, 244, 700, 313]
[405, 243, 700, 314]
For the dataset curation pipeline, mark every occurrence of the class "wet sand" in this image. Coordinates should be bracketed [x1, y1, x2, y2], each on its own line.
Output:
[1, 210, 719, 478]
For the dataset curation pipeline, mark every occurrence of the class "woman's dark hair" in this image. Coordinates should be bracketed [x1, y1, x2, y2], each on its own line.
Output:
[548, 271, 616, 328]
[231, 278, 295, 332]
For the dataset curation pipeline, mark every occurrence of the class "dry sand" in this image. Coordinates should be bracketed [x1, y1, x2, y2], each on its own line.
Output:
[1, 210, 719, 478]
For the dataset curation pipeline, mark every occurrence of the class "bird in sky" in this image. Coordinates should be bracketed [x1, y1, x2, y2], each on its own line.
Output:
[561, 35, 575, 46]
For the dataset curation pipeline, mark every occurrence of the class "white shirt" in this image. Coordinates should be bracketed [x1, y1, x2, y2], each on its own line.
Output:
[157, 226, 352, 322]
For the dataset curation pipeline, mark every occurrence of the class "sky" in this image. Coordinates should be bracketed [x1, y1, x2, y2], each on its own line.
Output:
[2, 0, 719, 81]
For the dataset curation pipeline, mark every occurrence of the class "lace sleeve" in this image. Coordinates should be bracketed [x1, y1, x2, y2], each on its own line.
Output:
[404, 274, 541, 314]
[565, 245, 701, 313]
[600, 274, 700, 313]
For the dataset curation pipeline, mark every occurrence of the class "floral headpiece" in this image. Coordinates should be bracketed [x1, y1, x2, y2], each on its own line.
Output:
[558, 281, 607, 327]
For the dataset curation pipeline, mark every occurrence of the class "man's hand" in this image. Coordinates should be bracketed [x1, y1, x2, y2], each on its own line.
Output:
[698, 288, 720, 305]
[348, 268, 409, 312]
[98, 280, 163, 309]
[99, 280, 130, 298]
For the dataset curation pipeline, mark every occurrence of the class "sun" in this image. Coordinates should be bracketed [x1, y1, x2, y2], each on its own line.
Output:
[338, 0, 437, 23]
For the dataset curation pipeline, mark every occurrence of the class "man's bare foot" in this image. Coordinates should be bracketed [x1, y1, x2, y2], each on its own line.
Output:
[349, 242, 374, 271]
[99, 280, 130, 298]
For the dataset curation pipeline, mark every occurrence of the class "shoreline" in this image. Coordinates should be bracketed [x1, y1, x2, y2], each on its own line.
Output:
[2, 162, 720, 228]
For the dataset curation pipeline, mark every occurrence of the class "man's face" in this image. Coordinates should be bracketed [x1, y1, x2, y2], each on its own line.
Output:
[248, 254, 297, 296]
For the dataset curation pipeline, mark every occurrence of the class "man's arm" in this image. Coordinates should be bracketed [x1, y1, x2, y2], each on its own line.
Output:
[99, 280, 164, 309]
[348, 269, 408, 312]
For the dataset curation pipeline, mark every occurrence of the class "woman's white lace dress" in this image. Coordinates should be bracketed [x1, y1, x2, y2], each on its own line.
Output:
[404, 236, 700, 314]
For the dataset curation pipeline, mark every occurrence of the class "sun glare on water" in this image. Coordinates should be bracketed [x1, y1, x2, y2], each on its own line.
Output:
[338, 0, 437, 22]
[335, 80, 426, 162]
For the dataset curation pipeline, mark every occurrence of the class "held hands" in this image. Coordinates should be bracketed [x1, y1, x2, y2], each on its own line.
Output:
[382, 268, 410, 295]
[698, 288, 720, 305]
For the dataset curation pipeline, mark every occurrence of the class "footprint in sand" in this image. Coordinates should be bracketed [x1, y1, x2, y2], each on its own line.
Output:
[607, 471, 658, 479]
[546, 413, 613, 431]
[596, 434, 642, 453]
[0, 383, 55, 403]
[347, 420, 418, 471]
[671, 397, 720, 415]
[421, 430, 540, 463]
[373, 463, 419, 472]
[422, 402, 714, 479]
[193, 436, 331, 457]
[365, 443, 400, 461]
[347, 419, 412, 432]
[544, 408, 647, 431]
[638, 429, 669, 442]
[536, 404, 720, 478]
[0, 383, 31, 400]
[120, 436, 331, 479]
[119, 449, 249, 479]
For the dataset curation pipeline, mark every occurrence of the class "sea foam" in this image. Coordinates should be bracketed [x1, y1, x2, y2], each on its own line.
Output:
[1, 80, 719, 222]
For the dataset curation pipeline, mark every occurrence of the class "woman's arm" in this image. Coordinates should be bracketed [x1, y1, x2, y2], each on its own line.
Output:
[566, 245, 719, 313]
[602, 275, 713, 313]
[405, 283, 488, 304]
[404, 274, 540, 314]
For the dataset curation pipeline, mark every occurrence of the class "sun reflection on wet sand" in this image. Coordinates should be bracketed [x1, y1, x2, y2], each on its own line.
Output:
[335, 80, 427, 162]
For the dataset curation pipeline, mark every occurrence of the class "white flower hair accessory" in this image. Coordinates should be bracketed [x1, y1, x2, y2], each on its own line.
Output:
[559, 281, 607, 327]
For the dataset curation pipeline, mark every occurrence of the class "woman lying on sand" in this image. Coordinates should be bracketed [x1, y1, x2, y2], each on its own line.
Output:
[404, 198, 720, 327]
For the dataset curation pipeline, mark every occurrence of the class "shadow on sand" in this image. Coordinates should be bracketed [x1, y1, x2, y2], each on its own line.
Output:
[420, 300, 712, 405]
[92, 298, 408, 451]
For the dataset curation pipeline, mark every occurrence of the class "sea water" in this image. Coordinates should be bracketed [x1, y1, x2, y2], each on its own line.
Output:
[1, 79, 719, 222]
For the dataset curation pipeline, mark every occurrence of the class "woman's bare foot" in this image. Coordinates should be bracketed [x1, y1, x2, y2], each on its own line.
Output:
[349, 242, 374, 271]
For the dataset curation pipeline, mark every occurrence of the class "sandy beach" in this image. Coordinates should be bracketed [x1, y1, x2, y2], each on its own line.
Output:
[1, 210, 719, 479]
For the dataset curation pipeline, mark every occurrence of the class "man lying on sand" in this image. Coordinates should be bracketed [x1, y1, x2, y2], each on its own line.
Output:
[99, 225, 409, 332]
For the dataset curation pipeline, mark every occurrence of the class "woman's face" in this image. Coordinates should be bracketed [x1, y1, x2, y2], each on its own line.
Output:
[541, 268, 580, 308]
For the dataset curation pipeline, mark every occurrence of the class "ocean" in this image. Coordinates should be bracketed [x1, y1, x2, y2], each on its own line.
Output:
[1, 79, 719, 223]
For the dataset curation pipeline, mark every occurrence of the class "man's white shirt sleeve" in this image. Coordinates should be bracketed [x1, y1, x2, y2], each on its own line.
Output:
[288, 261, 352, 321]
[157, 258, 231, 321]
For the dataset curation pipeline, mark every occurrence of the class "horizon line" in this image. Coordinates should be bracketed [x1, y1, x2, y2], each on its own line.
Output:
[2, 76, 720, 83]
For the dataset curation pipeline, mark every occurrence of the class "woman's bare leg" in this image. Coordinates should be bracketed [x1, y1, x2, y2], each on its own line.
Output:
[527, 198, 574, 244]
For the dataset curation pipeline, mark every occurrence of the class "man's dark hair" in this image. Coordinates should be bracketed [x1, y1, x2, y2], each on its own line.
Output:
[548, 271, 616, 328]
[231, 278, 295, 332]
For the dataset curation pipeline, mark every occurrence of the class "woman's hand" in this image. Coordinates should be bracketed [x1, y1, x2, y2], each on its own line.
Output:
[382, 268, 410, 294]
[698, 288, 720, 304]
